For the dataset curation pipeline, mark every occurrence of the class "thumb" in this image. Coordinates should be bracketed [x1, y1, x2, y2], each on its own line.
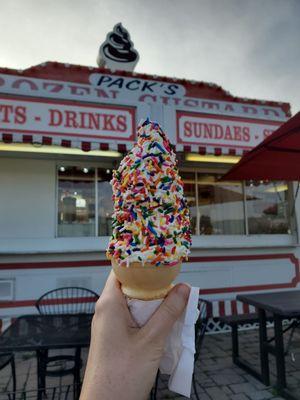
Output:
[142, 284, 190, 341]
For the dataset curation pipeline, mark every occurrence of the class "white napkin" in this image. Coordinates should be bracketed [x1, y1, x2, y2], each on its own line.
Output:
[127, 286, 199, 398]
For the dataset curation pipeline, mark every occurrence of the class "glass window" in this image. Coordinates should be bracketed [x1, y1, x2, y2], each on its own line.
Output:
[245, 181, 290, 234]
[197, 174, 245, 235]
[57, 166, 95, 237]
[180, 171, 197, 235]
[56, 165, 291, 238]
[98, 168, 114, 236]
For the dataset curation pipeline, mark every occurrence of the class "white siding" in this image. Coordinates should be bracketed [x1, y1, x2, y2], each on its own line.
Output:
[0, 157, 56, 238]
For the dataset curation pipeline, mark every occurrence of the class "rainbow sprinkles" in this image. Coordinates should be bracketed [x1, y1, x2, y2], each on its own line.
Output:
[106, 119, 191, 267]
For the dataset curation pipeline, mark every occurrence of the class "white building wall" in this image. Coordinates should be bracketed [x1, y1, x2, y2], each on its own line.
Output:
[0, 157, 56, 238]
[1, 156, 300, 328]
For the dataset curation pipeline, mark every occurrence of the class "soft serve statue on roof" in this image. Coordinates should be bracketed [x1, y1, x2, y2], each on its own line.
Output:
[97, 23, 139, 72]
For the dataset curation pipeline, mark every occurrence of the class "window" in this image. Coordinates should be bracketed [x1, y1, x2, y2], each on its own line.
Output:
[57, 166, 291, 237]
[57, 165, 114, 237]
[98, 168, 114, 236]
[180, 170, 291, 236]
[57, 166, 95, 237]
[246, 181, 290, 234]
[197, 174, 245, 235]
[0, 280, 14, 301]
[180, 171, 197, 234]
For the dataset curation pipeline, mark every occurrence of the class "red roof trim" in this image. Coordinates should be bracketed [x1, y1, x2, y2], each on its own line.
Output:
[42, 136, 52, 145]
[2, 134, 13, 143]
[22, 135, 32, 144]
[198, 146, 206, 155]
[61, 139, 71, 147]
[100, 143, 109, 151]
[183, 145, 191, 153]
[117, 144, 127, 153]
[0, 61, 291, 115]
[81, 141, 91, 152]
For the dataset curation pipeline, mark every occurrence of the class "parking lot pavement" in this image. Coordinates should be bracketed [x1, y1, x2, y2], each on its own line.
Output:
[2, 328, 300, 399]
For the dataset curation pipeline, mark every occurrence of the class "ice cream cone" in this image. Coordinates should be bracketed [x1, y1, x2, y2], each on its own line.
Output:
[111, 258, 181, 300]
[107, 120, 191, 301]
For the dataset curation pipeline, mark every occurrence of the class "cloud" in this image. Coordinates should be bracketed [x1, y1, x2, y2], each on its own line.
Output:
[0, 0, 299, 113]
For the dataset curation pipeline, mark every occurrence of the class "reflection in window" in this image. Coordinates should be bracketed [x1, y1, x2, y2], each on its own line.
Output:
[57, 166, 291, 238]
[197, 174, 245, 235]
[98, 168, 114, 236]
[180, 171, 197, 234]
[58, 166, 95, 237]
[246, 181, 289, 234]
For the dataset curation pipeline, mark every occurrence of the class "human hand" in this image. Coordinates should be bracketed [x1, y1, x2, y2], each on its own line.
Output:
[80, 272, 190, 400]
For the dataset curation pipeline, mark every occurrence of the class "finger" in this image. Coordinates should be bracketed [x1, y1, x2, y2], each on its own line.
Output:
[97, 270, 138, 328]
[101, 270, 121, 297]
[141, 283, 190, 341]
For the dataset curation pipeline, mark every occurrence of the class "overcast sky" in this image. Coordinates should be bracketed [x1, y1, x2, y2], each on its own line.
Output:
[1, 0, 299, 114]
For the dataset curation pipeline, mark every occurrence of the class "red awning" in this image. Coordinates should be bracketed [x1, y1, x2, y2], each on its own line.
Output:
[223, 111, 300, 181]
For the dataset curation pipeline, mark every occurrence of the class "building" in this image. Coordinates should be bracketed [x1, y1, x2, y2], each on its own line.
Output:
[0, 61, 298, 331]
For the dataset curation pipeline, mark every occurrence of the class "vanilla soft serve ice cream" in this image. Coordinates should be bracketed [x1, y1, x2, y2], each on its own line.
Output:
[106, 119, 191, 268]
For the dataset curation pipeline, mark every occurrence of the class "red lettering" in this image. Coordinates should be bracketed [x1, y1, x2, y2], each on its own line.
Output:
[15, 106, 27, 124]
[224, 126, 233, 140]
[117, 115, 127, 132]
[183, 121, 192, 137]
[80, 112, 90, 129]
[214, 124, 223, 140]
[201, 101, 219, 110]
[233, 126, 242, 141]
[103, 114, 115, 130]
[203, 124, 212, 139]
[88, 113, 100, 130]
[12, 79, 38, 91]
[184, 98, 198, 107]
[224, 104, 234, 112]
[242, 106, 257, 115]
[193, 122, 202, 138]
[49, 109, 63, 126]
[263, 108, 280, 117]
[171, 98, 181, 106]
[0, 105, 14, 122]
[43, 82, 63, 93]
[65, 111, 78, 128]
[69, 85, 90, 96]
[94, 88, 109, 98]
[138, 94, 156, 102]
[263, 129, 273, 138]
[160, 96, 170, 105]
[243, 127, 250, 142]
[109, 90, 119, 99]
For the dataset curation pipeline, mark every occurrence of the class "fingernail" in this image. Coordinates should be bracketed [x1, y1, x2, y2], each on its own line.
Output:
[175, 283, 190, 301]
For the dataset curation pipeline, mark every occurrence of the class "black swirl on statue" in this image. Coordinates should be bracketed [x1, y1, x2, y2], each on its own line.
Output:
[101, 23, 138, 63]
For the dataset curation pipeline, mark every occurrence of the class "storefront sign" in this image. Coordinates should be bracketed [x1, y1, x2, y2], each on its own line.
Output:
[176, 111, 282, 149]
[0, 73, 286, 121]
[89, 73, 186, 98]
[0, 96, 135, 141]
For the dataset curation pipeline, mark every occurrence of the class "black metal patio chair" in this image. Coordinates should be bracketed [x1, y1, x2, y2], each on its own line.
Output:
[150, 297, 211, 400]
[0, 353, 16, 400]
[35, 287, 99, 315]
[35, 287, 99, 399]
[277, 317, 300, 362]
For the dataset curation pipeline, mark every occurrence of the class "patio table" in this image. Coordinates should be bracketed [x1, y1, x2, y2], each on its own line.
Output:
[237, 290, 300, 400]
[0, 314, 93, 399]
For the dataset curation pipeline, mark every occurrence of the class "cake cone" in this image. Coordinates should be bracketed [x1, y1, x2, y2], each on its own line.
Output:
[111, 258, 181, 300]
